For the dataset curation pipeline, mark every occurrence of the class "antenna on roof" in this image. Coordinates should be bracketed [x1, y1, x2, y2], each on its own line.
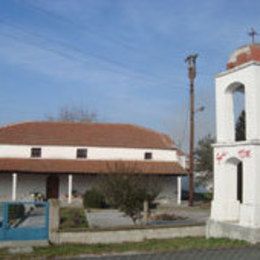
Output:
[248, 27, 258, 44]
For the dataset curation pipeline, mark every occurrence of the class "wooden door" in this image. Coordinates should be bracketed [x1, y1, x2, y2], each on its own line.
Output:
[46, 175, 59, 199]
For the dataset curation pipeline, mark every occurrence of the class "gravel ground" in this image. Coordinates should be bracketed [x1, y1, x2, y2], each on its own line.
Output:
[158, 204, 210, 224]
[86, 209, 134, 229]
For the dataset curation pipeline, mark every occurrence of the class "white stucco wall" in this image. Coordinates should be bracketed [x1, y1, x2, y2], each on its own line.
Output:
[0, 173, 47, 202]
[216, 62, 260, 143]
[0, 174, 12, 201]
[0, 144, 177, 162]
[212, 62, 260, 228]
[177, 154, 187, 169]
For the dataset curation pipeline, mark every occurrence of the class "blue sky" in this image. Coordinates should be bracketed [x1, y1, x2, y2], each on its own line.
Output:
[0, 0, 259, 150]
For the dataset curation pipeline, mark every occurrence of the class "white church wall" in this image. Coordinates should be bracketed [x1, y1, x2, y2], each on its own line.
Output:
[212, 143, 260, 224]
[16, 174, 47, 201]
[155, 176, 177, 202]
[0, 173, 47, 202]
[240, 146, 260, 227]
[0, 144, 177, 162]
[0, 173, 179, 204]
[59, 174, 99, 202]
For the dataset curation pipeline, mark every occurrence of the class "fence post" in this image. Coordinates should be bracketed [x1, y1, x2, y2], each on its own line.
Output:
[143, 200, 149, 225]
[2, 202, 8, 229]
[48, 199, 60, 243]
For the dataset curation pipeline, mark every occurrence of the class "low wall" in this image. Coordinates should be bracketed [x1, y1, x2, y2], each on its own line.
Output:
[0, 240, 49, 249]
[207, 219, 260, 244]
[50, 225, 205, 245]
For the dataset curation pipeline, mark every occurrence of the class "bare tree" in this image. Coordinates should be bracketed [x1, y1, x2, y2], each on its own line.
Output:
[47, 105, 97, 123]
[195, 134, 214, 192]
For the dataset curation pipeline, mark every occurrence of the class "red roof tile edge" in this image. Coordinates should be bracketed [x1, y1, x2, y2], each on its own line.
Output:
[0, 158, 187, 175]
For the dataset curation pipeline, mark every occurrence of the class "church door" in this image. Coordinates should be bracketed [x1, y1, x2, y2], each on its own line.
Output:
[46, 175, 59, 199]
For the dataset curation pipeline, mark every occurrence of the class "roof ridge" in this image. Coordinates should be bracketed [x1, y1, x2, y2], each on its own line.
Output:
[0, 121, 175, 149]
[127, 124, 174, 144]
[0, 121, 171, 133]
[0, 121, 36, 131]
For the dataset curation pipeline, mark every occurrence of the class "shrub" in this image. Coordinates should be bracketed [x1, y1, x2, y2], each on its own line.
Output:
[8, 204, 25, 221]
[83, 188, 107, 209]
[60, 207, 88, 230]
[202, 192, 213, 201]
[97, 162, 161, 224]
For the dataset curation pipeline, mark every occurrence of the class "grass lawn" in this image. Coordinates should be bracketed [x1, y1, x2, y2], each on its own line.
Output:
[59, 207, 88, 230]
[0, 237, 250, 258]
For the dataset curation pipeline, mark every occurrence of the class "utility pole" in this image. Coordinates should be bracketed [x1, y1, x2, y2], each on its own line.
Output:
[185, 54, 198, 207]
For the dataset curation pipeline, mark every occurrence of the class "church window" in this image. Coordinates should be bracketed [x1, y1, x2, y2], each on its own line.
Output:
[144, 152, 152, 160]
[31, 148, 42, 158]
[77, 148, 87, 159]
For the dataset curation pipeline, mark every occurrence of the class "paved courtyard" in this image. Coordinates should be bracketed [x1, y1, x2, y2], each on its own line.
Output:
[86, 203, 210, 229]
[18, 207, 46, 228]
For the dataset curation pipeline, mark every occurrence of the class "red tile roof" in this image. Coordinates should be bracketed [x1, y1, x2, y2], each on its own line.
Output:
[0, 122, 175, 149]
[0, 158, 186, 175]
[227, 44, 260, 69]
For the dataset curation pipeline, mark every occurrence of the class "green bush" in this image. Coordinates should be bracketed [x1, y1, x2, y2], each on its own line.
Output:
[8, 204, 25, 221]
[203, 192, 213, 201]
[83, 188, 107, 209]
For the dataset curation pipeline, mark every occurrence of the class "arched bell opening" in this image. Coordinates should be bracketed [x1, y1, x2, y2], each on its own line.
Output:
[225, 82, 246, 142]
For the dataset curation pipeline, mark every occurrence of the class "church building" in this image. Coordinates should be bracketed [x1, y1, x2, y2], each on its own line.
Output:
[0, 121, 186, 205]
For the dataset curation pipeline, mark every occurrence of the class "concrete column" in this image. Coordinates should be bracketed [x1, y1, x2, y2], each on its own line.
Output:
[12, 173, 17, 201]
[177, 176, 182, 205]
[49, 199, 60, 243]
[68, 174, 73, 204]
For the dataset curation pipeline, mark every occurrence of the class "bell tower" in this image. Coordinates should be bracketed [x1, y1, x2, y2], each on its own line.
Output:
[207, 44, 260, 243]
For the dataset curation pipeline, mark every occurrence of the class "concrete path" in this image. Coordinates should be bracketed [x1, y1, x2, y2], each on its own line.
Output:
[18, 207, 45, 228]
[69, 247, 260, 260]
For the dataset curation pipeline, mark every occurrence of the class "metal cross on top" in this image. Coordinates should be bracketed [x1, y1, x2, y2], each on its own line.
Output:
[248, 28, 258, 44]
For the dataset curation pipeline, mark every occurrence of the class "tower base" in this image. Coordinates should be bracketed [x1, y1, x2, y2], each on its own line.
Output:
[207, 219, 260, 244]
